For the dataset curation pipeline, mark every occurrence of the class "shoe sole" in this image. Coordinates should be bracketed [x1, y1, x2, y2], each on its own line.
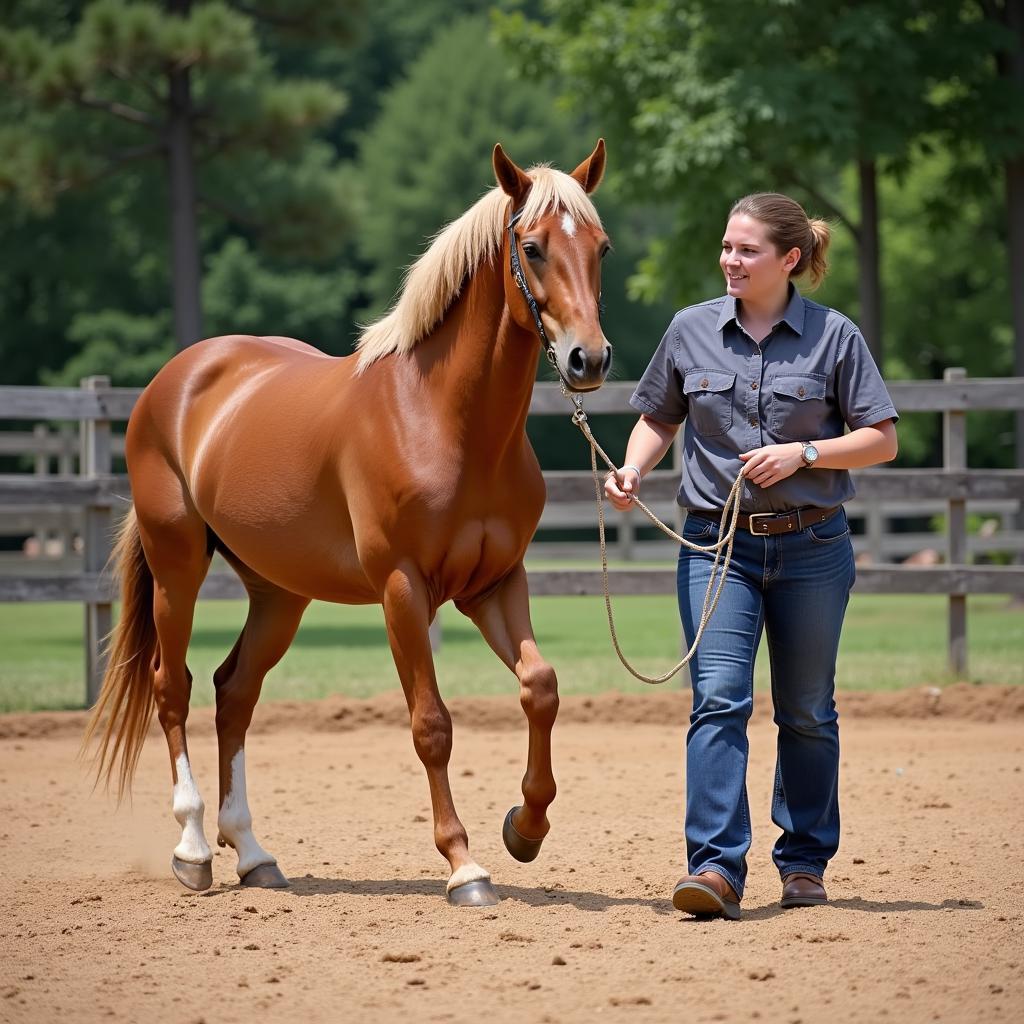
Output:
[672, 880, 741, 921]
[780, 895, 828, 908]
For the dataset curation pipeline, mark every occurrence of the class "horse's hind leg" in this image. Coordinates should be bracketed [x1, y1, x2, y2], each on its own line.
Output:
[459, 563, 557, 864]
[213, 573, 309, 887]
[382, 566, 498, 907]
[134, 479, 213, 891]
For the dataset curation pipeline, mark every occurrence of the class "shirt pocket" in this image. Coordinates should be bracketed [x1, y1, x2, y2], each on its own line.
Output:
[770, 373, 827, 441]
[683, 369, 735, 438]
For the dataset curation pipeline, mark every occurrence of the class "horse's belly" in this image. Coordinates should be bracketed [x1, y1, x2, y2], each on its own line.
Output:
[197, 472, 376, 603]
[212, 520, 376, 603]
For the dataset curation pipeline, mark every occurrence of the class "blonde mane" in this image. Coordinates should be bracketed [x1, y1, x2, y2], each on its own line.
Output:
[355, 166, 603, 372]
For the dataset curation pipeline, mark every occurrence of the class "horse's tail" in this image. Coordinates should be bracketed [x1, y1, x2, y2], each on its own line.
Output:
[81, 507, 157, 799]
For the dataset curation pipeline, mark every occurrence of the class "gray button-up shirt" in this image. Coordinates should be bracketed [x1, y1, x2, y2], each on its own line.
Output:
[630, 286, 898, 513]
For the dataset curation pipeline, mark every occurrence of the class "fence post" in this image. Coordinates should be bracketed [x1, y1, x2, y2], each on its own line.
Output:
[81, 376, 113, 706]
[866, 504, 884, 565]
[943, 367, 968, 676]
[33, 423, 48, 552]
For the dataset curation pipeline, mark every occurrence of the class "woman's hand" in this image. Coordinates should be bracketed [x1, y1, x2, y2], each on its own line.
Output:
[739, 442, 803, 488]
[604, 466, 641, 510]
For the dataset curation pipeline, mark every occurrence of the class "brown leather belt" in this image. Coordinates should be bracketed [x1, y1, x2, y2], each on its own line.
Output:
[689, 505, 841, 537]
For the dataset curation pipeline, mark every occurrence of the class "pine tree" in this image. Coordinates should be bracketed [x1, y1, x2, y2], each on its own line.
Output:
[0, 0, 358, 348]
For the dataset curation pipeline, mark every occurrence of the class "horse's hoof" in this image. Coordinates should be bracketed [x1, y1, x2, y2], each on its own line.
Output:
[447, 878, 500, 907]
[502, 806, 544, 863]
[240, 862, 289, 889]
[171, 856, 213, 892]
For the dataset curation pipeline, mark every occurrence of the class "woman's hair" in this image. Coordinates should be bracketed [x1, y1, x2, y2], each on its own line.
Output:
[729, 192, 831, 290]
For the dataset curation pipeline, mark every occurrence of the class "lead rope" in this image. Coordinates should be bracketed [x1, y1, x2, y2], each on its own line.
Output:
[554, 368, 745, 684]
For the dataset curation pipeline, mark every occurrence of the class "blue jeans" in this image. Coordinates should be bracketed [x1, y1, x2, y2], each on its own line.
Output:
[676, 507, 855, 899]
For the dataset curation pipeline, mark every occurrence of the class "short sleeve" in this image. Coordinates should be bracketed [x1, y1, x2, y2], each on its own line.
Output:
[629, 321, 687, 424]
[835, 328, 899, 429]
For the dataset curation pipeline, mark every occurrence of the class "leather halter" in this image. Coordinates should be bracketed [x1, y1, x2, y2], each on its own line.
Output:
[505, 204, 597, 423]
[507, 206, 555, 359]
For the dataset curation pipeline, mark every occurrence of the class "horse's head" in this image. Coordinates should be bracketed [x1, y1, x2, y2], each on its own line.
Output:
[494, 140, 612, 392]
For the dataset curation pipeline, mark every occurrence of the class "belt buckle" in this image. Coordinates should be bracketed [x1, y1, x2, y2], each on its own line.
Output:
[747, 512, 774, 535]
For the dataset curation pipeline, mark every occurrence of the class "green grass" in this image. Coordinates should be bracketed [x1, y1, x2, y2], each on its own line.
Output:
[0, 593, 1021, 713]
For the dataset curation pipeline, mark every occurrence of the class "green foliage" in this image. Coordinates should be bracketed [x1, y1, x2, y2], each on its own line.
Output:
[42, 308, 173, 385]
[0, 0, 1018, 474]
[203, 238, 358, 353]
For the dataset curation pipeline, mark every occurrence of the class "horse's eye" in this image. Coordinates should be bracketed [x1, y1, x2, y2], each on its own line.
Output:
[600, 243, 612, 260]
[522, 241, 542, 260]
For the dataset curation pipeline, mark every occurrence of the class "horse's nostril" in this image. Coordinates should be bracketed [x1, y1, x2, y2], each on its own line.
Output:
[568, 347, 587, 377]
[601, 346, 612, 376]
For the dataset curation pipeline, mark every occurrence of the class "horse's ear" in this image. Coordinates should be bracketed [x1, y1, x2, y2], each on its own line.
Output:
[570, 138, 606, 194]
[493, 143, 531, 204]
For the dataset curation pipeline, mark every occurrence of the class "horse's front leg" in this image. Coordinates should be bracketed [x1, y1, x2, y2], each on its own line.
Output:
[382, 565, 499, 907]
[460, 562, 557, 863]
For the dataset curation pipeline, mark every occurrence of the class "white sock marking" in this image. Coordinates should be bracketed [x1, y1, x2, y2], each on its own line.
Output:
[172, 754, 212, 864]
[446, 862, 491, 892]
[218, 748, 276, 877]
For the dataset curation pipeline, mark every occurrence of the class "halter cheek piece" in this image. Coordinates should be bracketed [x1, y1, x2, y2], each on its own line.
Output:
[507, 207, 556, 366]
[506, 206, 601, 413]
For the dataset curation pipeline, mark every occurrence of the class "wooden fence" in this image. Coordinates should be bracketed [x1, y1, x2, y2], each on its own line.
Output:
[2, 369, 1023, 704]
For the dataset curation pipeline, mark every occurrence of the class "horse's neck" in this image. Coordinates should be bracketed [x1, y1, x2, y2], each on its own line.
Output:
[411, 261, 540, 450]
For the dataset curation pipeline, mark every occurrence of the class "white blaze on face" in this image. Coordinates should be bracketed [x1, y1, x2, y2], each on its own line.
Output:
[172, 753, 212, 864]
[560, 212, 577, 238]
[218, 748, 276, 877]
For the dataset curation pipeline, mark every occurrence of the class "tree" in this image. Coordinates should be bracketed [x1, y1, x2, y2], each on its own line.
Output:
[0, 0, 357, 349]
[926, 0, 1024, 469]
[495, 0, 970, 370]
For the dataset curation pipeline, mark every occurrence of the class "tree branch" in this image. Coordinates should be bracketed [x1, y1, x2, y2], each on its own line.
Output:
[787, 172, 860, 240]
[197, 190, 262, 228]
[107, 66, 166, 108]
[74, 92, 159, 130]
[53, 142, 164, 193]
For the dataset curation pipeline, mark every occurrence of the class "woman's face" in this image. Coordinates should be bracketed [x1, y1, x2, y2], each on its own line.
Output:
[720, 214, 799, 307]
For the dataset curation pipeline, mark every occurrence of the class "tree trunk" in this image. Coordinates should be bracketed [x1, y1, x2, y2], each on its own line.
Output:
[856, 158, 883, 370]
[1005, 0, 1024, 477]
[167, 0, 203, 349]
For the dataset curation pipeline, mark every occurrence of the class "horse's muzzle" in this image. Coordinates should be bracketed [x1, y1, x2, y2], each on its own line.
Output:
[565, 343, 612, 391]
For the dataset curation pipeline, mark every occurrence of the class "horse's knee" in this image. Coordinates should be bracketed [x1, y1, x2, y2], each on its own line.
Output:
[519, 661, 558, 729]
[411, 702, 453, 767]
[154, 665, 191, 731]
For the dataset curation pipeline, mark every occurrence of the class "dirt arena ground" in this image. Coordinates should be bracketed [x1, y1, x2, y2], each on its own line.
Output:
[2, 684, 1023, 1024]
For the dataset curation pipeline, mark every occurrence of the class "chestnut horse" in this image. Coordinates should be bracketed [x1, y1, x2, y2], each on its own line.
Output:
[84, 141, 612, 906]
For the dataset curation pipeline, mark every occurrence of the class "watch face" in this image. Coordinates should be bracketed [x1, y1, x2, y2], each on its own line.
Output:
[804, 444, 819, 464]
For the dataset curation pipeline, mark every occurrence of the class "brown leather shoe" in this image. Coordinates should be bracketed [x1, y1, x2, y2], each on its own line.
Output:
[781, 872, 827, 908]
[672, 871, 741, 920]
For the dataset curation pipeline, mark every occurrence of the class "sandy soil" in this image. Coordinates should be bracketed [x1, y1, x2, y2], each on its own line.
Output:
[2, 685, 1023, 1024]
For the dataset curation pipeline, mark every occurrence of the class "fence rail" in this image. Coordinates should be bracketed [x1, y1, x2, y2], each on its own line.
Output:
[2, 370, 1023, 702]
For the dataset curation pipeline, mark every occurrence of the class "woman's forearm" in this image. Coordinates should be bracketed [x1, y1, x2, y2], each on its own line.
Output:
[813, 420, 898, 470]
[623, 415, 679, 476]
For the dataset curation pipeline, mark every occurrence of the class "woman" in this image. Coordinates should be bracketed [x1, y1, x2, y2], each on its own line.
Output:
[605, 193, 898, 920]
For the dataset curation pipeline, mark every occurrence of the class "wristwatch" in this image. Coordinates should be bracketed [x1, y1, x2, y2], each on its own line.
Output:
[800, 442, 819, 468]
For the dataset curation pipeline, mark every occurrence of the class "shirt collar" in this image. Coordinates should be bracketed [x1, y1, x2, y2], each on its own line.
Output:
[716, 284, 805, 337]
